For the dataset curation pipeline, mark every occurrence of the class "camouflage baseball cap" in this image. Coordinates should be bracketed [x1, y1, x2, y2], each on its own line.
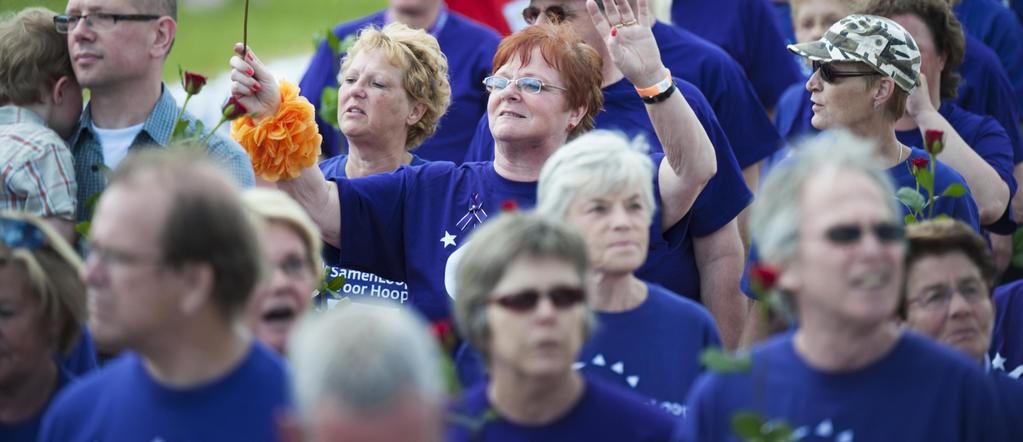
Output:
[788, 14, 921, 92]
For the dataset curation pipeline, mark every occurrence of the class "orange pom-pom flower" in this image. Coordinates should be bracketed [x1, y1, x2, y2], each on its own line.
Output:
[232, 81, 322, 181]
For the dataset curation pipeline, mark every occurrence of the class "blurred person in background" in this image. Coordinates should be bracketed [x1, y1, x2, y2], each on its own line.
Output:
[0, 7, 81, 242]
[281, 303, 445, 442]
[242, 188, 322, 355]
[0, 211, 86, 442]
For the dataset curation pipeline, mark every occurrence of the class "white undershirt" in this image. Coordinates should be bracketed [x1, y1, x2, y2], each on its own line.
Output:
[92, 122, 144, 170]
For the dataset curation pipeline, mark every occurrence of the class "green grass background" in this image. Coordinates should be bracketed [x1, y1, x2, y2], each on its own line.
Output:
[1, 0, 385, 81]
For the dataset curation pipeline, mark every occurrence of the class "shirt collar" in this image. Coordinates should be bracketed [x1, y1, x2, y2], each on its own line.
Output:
[0, 105, 46, 126]
[68, 83, 175, 148]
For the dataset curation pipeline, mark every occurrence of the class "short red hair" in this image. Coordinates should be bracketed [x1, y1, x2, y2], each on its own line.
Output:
[492, 24, 604, 138]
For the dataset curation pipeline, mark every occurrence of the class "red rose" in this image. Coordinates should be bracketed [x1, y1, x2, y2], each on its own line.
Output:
[924, 130, 944, 155]
[182, 71, 207, 96]
[749, 264, 779, 292]
[910, 157, 929, 170]
[500, 199, 518, 212]
[221, 96, 248, 121]
[430, 319, 453, 340]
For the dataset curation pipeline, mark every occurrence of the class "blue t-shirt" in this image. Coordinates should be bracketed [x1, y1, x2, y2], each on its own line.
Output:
[681, 331, 1007, 442]
[38, 341, 290, 442]
[992, 280, 1023, 379]
[333, 153, 692, 322]
[464, 78, 751, 301]
[59, 326, 97, 377]
[455, 281, 721, 419]
[298, 9, 500, 162]
[670, 0, 803, 110]
[652, 22, 782, 169]
[445, 375, 682, 442]
[316, 154, 426, 309]
[991, 371, 1023, 439]
[958, 34, 1023, 165]
[0, 365, 72, 442]
[888, 147, 982, 232]
[955, 0, 1023, 116]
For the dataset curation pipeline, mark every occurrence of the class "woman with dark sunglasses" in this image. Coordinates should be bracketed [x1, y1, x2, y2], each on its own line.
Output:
[228, 0, 715, 325]
[785, 14, 981, 232]
[455, 131, 722, 419]
[447, 212, 679, 441]
[0, 211, 88, 442]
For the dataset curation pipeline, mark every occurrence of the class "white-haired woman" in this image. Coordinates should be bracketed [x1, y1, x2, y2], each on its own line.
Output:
[241, 188, 322, 355]
[456, 131, 721, 418]
[448, 212, 678, 440]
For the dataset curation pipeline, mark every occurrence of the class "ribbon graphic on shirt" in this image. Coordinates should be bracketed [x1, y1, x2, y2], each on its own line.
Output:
[456, 193, 488, 231]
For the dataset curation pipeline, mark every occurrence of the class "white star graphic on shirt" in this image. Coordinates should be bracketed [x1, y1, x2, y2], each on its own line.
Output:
[440, 231, 457, 248]
[992, 352, 1007, 371]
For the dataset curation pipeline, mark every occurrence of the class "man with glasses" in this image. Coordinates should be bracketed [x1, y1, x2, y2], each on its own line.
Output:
[682, 130, 1008, 441]
[56, 0, 253, 224]
[788, 14, 981, 231]
[38, 149, 287, 442]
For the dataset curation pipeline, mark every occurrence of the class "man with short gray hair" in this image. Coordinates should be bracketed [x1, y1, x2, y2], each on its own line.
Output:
[681, 130, 1008, 441]
[282, 304, 445, 442]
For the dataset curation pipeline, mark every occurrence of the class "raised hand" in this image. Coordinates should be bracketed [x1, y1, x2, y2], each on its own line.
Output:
[229, 43, 281, 121]
[585, 0, 665, 88]
[905, 72, 937, 121]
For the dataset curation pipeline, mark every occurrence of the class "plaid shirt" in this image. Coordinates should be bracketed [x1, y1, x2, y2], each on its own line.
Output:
[69, 84, 256, 221]
[0, 106, 77, 219]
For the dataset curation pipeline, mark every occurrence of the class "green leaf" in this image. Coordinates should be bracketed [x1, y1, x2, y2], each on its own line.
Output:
[327, 274, 346, 291]
[192, 119, 206, 140]
[74, 221, 91, 237]
[171, 118, 191, 140]
[319, 86, 340, 129]
[338, 34, 357, 54]
[904, 213, 918, 224]
[941, 183, 967, 197]
[896, 187, 926, 213]
[731, 412, 765, 439]
[326, 31, 342, 55]
[700, 348, 752, 374]
[83, 191, 102, 211]
[918, 166, 935, 199]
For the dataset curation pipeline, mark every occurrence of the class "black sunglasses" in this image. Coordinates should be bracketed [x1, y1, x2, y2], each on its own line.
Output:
[813, 61, 880, 83]
[490, 286, 586, 312]
[825, 222, 906, 245]
[0, 217, 45, 251]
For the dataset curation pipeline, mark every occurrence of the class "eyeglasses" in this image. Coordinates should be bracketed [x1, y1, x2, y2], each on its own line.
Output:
[490, 286, 586, 312]
[824, 222, 906, 245]
[909, 281, 989, 311]
[483, 76, 567, 94]
[86, 243, 162, 269]
[522, 5, 568, 24]
[54, 13, 161, 34]
[812, 61, 880, 83]
[0, 218, 45, 251]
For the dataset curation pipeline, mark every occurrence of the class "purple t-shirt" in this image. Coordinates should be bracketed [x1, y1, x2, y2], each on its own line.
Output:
[955, 0, 1023, 116]
[682, 331, 1007, 441]
[39, 342, 289, 442]
[446, 375, 682, 441]
[298, 9, 500, 162]
[958, 34, 1023, 165]
[670, 0, 803, 109]
[316, 154, 426, 309]
[992, 280, 1023, 380]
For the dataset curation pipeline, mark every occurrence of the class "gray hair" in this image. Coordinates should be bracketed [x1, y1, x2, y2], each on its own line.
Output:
[287, 303, 444, 418]
[750, 130, 900, 264]
[537, 130, 656, 221]
[454, 212, 594, 365]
